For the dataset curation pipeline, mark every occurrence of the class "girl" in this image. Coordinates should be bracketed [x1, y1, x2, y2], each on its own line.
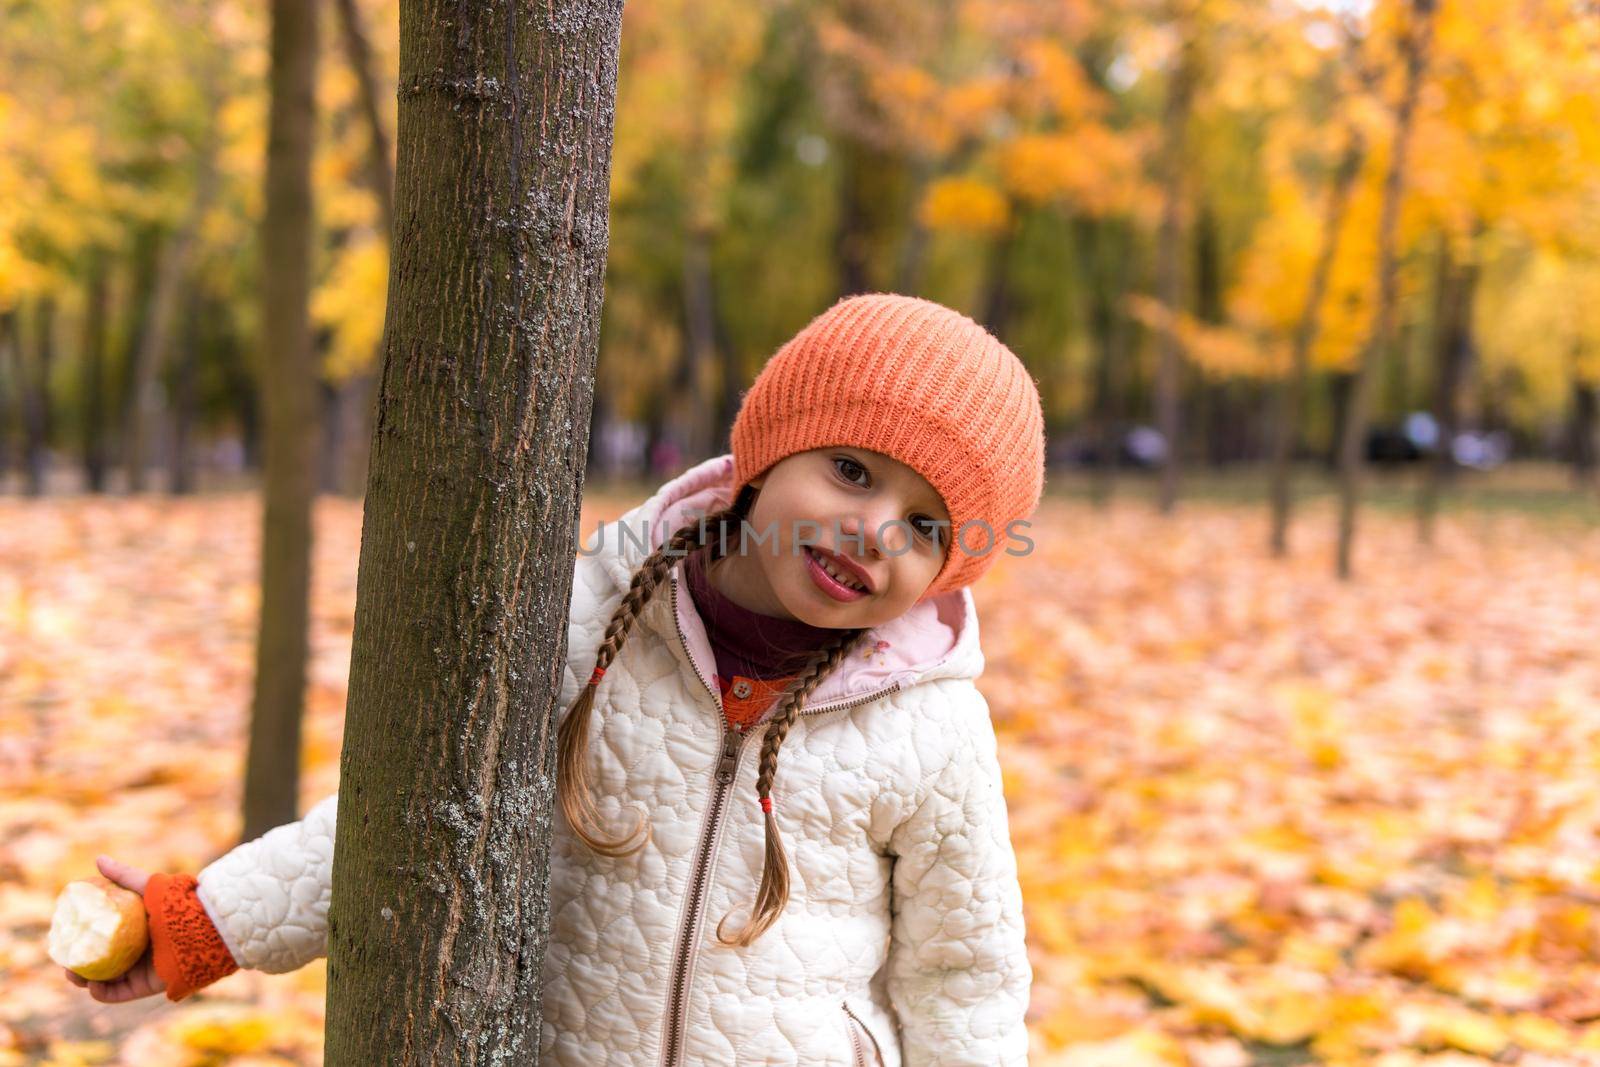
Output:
[66, 292, 1044, 1066]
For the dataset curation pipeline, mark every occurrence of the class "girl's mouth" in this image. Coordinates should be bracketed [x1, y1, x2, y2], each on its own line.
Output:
[804, 546, 870, 602]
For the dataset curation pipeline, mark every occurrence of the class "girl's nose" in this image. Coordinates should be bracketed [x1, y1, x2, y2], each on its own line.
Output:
[840, 508, 908, 557]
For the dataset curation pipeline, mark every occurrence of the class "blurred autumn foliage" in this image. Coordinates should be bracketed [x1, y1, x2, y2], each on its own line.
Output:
[3, 491, 1599, 1064]
[3, 0, 1599, 494]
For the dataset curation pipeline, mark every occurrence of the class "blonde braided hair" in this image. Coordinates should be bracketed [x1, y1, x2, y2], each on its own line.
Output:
[557, 487, 868, 946]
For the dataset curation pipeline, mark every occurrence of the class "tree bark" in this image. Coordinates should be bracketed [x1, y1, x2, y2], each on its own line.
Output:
[1154, 24, 1197, 515]
[82, 249, 111, 493]
[322, 0, 623, 1061]
[1268, 133, 1363, 557]
[239, 0, 320, 842]
[1417, 235, 1478, 545]
[1336, 0, 1437, 580]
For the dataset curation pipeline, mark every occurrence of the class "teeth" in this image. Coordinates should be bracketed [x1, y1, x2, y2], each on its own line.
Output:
[811, 549, 865, 591]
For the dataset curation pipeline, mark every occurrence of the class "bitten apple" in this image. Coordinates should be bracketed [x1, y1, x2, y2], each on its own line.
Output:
[48, 876, 150, 981]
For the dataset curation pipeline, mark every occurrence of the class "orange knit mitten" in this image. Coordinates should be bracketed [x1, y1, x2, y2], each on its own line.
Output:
[143, 873, 240, 1001]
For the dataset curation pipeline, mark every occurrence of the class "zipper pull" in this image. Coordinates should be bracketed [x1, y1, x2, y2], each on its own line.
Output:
[716, 726, 741, 784]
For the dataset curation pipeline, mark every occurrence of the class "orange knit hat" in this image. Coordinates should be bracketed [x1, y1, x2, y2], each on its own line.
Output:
[730, 292, 1046, 601]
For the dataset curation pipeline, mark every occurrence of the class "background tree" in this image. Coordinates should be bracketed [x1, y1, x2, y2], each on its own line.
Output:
[239, 0, 319, 841]
[1336, 0, 1438, 580]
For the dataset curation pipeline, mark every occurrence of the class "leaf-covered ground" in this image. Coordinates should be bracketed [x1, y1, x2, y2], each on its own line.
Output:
[2, 491, 1598, 1065]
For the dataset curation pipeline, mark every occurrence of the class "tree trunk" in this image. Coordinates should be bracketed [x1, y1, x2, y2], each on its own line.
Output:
[218, 327, 262, 473]
[714, 280, 741, 459]
[125, 106, 222, 494]
[1073, 215, 1132, 508]
[83, 249, 111, 493]
[1154, 25, 1197, 515]
[169, 286, 204, 495]
[980, 217, 1018, 342]
[1568, 357, 1598, 492]
[239, 0, 320, 842]
[0, 311, 16, 486]
[115, 227, 163, 486]
[1268, 133, 1363, 556]
[332, 0, 394, 239]
[332, 0, 397, 499]
[834, 135, 875, 298]
[23, 297, 56, 497]
[1417, 235, 1478, 545]
[681, 222, 718, 462]
[894, 157, 936, 295]
[1335, 0, 1437, 580]
[322, 0, 623, 1061]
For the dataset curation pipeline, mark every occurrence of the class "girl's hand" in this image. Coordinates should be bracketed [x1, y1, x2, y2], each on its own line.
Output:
[60, 856, 167, 1003]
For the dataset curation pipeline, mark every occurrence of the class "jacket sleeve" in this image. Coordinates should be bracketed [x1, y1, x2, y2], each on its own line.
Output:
[194, 792, 337, 974]
[886, 706, 1032, 1066]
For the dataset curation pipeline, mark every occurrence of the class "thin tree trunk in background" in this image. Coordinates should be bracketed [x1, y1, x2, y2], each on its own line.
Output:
[714, 289, 741, 457]
[82, 249, 111, 492]
[1418, 236, 1478, 545]
[333, 0, 394, 239]
[239, 0, 319, 843]
[894, 157, 935, 295]
[1074, 215, 1131, 508]
[115, 227, 162, 484]
[981, 218, 1018, 342]
[218, 329, 261, 472]
[1154, 26, 1196, 515]
[586, 383, 609, 476]
[0, 311, 16, 485]
[894, 136, 982, 297]
[681, 222, 718, 463]
[1336, 0, 1437, 580]
[1568, 356, 1598, 492]
[125, 100, 222, 494]
[323, 0, 623, 1058]
[1269, 133, 1363, 557]
[168, 286, 203, 495]
[834, 135, 874, 298]
[332, 0, 397, 498]
[1193, 205, 1228, 468]
[22, 297, 55, 496]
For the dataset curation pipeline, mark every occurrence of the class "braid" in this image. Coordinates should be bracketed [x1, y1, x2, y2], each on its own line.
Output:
[556, 494, 750, 857]
[715, 627, 872, 947]
[560, 483, 874, 948]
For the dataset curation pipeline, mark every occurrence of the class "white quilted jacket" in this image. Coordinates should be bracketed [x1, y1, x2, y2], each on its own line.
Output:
[193, 453, 1032, 1065]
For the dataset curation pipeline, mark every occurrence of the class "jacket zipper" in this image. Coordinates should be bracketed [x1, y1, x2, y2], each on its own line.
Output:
[658, 568, 902, 1067]
[842, 1000, 883, 1066]
[844, 1002, 867, 1067]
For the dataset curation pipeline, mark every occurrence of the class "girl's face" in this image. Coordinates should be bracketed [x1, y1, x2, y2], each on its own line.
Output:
[707, 447, 951, 629]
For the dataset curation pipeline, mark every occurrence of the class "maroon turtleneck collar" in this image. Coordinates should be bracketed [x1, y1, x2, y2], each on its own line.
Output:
[681, 544, 839, 684]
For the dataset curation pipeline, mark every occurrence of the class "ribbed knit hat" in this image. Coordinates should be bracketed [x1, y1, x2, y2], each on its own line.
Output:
[730, 293, 1046, 601]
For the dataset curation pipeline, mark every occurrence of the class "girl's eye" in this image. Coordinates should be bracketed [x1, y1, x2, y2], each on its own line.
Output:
[834, 456, 942, 546]
[833, 456, 868, 486]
